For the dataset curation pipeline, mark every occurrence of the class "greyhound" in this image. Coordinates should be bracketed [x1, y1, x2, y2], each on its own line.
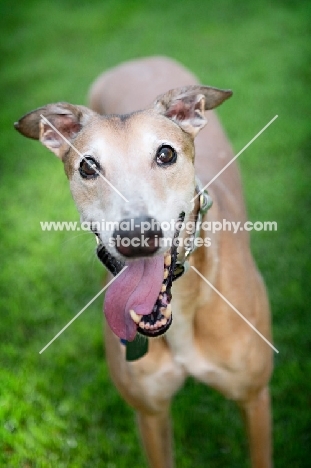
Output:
[15, 56, 273, 467]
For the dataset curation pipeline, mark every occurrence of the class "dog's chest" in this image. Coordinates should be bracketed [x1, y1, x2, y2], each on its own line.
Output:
[165, 319, 225, 387]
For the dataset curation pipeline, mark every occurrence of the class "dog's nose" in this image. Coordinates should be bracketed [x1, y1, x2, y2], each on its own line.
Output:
[113, 216, 163, 257]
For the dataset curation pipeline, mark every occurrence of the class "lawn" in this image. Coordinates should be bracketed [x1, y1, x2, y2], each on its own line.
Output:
[1, 0, 310, 466]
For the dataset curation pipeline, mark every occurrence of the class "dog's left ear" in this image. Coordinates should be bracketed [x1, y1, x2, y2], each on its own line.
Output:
[153, 85, 232, 137]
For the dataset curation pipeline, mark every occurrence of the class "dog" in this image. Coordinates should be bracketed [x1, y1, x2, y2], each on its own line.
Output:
[15, 56, 273, 467]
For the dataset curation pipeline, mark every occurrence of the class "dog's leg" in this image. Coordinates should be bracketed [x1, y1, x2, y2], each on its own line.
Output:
[239, 386, 272, 468]
[105, 327, 184, 468]
[137, 406, 174, 468]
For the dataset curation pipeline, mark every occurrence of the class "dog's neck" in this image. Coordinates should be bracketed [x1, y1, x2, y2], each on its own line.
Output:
[176, 182, 213, 271]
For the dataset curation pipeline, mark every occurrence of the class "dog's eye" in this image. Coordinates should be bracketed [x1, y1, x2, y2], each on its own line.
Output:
[156, 145, 177, 166]
[79, 157, 100, 179]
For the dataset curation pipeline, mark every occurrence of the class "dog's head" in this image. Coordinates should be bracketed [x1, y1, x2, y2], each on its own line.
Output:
[15, 85, 232, 342]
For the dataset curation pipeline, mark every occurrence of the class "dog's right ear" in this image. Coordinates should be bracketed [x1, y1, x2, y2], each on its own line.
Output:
[14, 103, 94, 159]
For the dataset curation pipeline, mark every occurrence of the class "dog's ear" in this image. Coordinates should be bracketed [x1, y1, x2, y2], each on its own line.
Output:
[153, 85, 232, 137]
[14, 103, 95, 159]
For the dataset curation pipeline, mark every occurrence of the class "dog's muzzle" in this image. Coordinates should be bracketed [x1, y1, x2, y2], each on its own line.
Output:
[96, 213, 185, 342]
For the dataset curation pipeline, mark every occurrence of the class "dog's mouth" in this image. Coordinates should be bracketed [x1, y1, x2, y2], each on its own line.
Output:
[97, 214, 184, 342]
[133, 249, 175, 338]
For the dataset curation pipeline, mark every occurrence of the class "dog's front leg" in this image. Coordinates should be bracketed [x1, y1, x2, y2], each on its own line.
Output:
[239, 386, 273, 468]
[137, 406, 174, 468]
[105, 327, 185, 468]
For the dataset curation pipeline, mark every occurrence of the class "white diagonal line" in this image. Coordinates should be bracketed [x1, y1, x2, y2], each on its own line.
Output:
[39, 266, 128, 354]
[40, 115, 129, 202]
[191, 115, 278, 202]
[191, 266, 279, 353]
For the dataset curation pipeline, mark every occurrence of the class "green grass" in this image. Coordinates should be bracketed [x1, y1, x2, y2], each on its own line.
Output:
[1, 0, 311, 466]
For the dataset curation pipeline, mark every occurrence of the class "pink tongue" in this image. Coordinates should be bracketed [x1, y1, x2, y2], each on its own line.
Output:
[104, 257, 164, 341]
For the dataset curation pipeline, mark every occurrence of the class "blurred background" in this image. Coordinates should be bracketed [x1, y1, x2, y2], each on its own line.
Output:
[0, 0, 310, 466]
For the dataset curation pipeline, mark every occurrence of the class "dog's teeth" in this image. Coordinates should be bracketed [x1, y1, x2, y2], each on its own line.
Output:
[163, 269, 169, 280]
[161, 284, 166, 293]
[164, 254, 171, 267]
[158, 294, 163, 300]
[163, 304, 172, 319]
[160, 317, 167, 326]
[129, 309, 141, 324]
[139, 321, 145, 329]
[145, 323, 151, 330]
